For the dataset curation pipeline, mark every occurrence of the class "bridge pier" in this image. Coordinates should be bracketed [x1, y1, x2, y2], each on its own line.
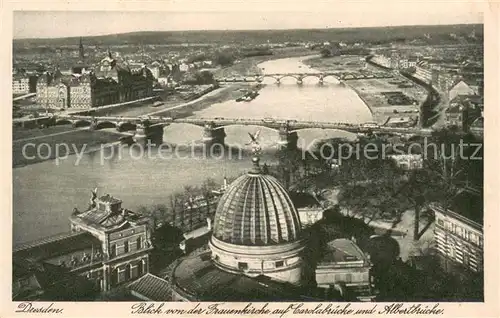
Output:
[133, 123, 164, 146]
[89, 119, 98, 130]
[203, 123, 226, 149]
[297, 78, 303, 85]
[277, 125, 298, 150]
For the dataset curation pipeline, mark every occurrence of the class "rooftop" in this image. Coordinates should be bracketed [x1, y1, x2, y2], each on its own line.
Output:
[99, 194, 122, 204]
[13, 232, 100, 262]
[127, 273, 172, 301]
[319, 238, 368, 264]
[450, 94, 483, 105]
[213, 158, 302, 246]
[172, 252, 322, 301]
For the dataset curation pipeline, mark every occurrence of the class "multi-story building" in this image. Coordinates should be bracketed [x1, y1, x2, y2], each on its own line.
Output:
[315, 238, 373, 300]
[408, 57, 418, 68]
[35, 41, 154, 110]
[36, 70, 70, 109]
[414, 61, 433, 84]
[69, 192, 154, 291]
[399, 58, 409, 69]
[431, 187, 483, 274]
[12, 74, 30, 94]
[94, 51, 154, 102]
[389, 154, 424, 170]
[13, 191, 153, 296]
[148, 60, 163, 79]
[390, 51, 400, 69]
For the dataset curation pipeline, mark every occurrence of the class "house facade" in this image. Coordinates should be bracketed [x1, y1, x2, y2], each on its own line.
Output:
[12, 74, 30, 94]
[69, 192, 154, 291]
[431, 188, 483, 274]
[35, 51, 154, 110]
[13, 191, 154, 297]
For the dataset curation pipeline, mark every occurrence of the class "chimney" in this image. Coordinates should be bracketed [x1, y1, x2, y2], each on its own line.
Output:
[223, 177, 228, 190]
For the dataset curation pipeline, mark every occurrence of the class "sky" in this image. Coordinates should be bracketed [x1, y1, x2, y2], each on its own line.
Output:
[12, 1, 484, 39]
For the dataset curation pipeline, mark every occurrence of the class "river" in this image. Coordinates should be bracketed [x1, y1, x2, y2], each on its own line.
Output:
[12, 55, 372, 246]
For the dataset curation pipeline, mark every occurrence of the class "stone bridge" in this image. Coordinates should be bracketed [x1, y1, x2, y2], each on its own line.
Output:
[215, 71, 393, 84]
[54, 115, 431, 148]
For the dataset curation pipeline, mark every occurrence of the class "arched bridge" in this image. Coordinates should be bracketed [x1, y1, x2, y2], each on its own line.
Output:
[54, 114, 431, 148]
[215, 71, 393, 84]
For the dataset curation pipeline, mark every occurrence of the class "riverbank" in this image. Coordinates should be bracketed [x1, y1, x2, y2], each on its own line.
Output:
[148, 82, 264, 119]
[213, 47, 314, 78]
[303, 55, 427, 125]
[12, 129, 124, 168]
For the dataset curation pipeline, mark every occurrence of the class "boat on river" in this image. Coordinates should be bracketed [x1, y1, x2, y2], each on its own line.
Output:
[236, 90, 260, 102]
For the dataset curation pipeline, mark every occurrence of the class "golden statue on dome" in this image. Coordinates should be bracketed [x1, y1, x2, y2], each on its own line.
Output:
[246, 129, 262, 157]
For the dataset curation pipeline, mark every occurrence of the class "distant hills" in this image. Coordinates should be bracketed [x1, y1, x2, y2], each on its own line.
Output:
[13, 24, 482, 47]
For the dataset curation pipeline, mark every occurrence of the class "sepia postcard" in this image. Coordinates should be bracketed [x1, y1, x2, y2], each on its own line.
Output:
[1, 0, 499, 317]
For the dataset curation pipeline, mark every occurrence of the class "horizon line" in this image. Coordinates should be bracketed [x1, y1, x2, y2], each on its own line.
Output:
[13, 22, 483, 41]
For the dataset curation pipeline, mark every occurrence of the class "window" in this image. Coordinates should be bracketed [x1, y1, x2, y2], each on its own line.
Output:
[345, 273, 353, 283]
[110, 244, 117, 257]
[117, 267, 126, 284]
[238, 262, 248, 271]
[275, 261, 284, 268]
[136, 236, 142, 250]
[140, 259, 147, 275]
[130, 263, 139, 279]
[124, 241, 129, 253]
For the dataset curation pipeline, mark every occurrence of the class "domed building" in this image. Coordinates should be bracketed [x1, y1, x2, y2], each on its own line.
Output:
[209, 157, 306, 285]
[170, 155, 374, 301]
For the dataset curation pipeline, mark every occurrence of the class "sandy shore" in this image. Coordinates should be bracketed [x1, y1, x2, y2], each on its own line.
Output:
[303, 56, 428, 125]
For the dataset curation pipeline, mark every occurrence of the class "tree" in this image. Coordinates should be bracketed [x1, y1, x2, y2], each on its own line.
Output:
[273, 148, 304, 190]
[214, 51, 235, 66]
[399, 127, 483, 239]
[183, 70, 215, 85]
[320, 47, 332, 58]
[200, 178, 218, 220]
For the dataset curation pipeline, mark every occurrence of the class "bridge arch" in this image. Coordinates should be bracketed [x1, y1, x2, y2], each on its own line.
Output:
[73, 120, 92, 128]
[290, 128, 358, 150]
[117, 122, 138, 132]
[55, 119, 73, 126]
[256, 74, 288, 83]
[298, 74, 323, 82]
[94, 121, 118, 130]
[321, 74, 341, 82]
[276, 74, 300, 82]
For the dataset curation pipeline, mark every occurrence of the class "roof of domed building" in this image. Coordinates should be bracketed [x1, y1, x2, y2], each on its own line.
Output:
[213, 157, 302, 246]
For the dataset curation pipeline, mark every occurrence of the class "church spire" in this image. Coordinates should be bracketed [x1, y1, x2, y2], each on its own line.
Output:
[79, 37, 85, 62]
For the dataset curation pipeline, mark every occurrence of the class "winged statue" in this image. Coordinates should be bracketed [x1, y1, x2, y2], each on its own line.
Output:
[246, 130, 262, 156]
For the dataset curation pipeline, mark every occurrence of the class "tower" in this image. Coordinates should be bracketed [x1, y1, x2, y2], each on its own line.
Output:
[79, 37, 85, 62]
